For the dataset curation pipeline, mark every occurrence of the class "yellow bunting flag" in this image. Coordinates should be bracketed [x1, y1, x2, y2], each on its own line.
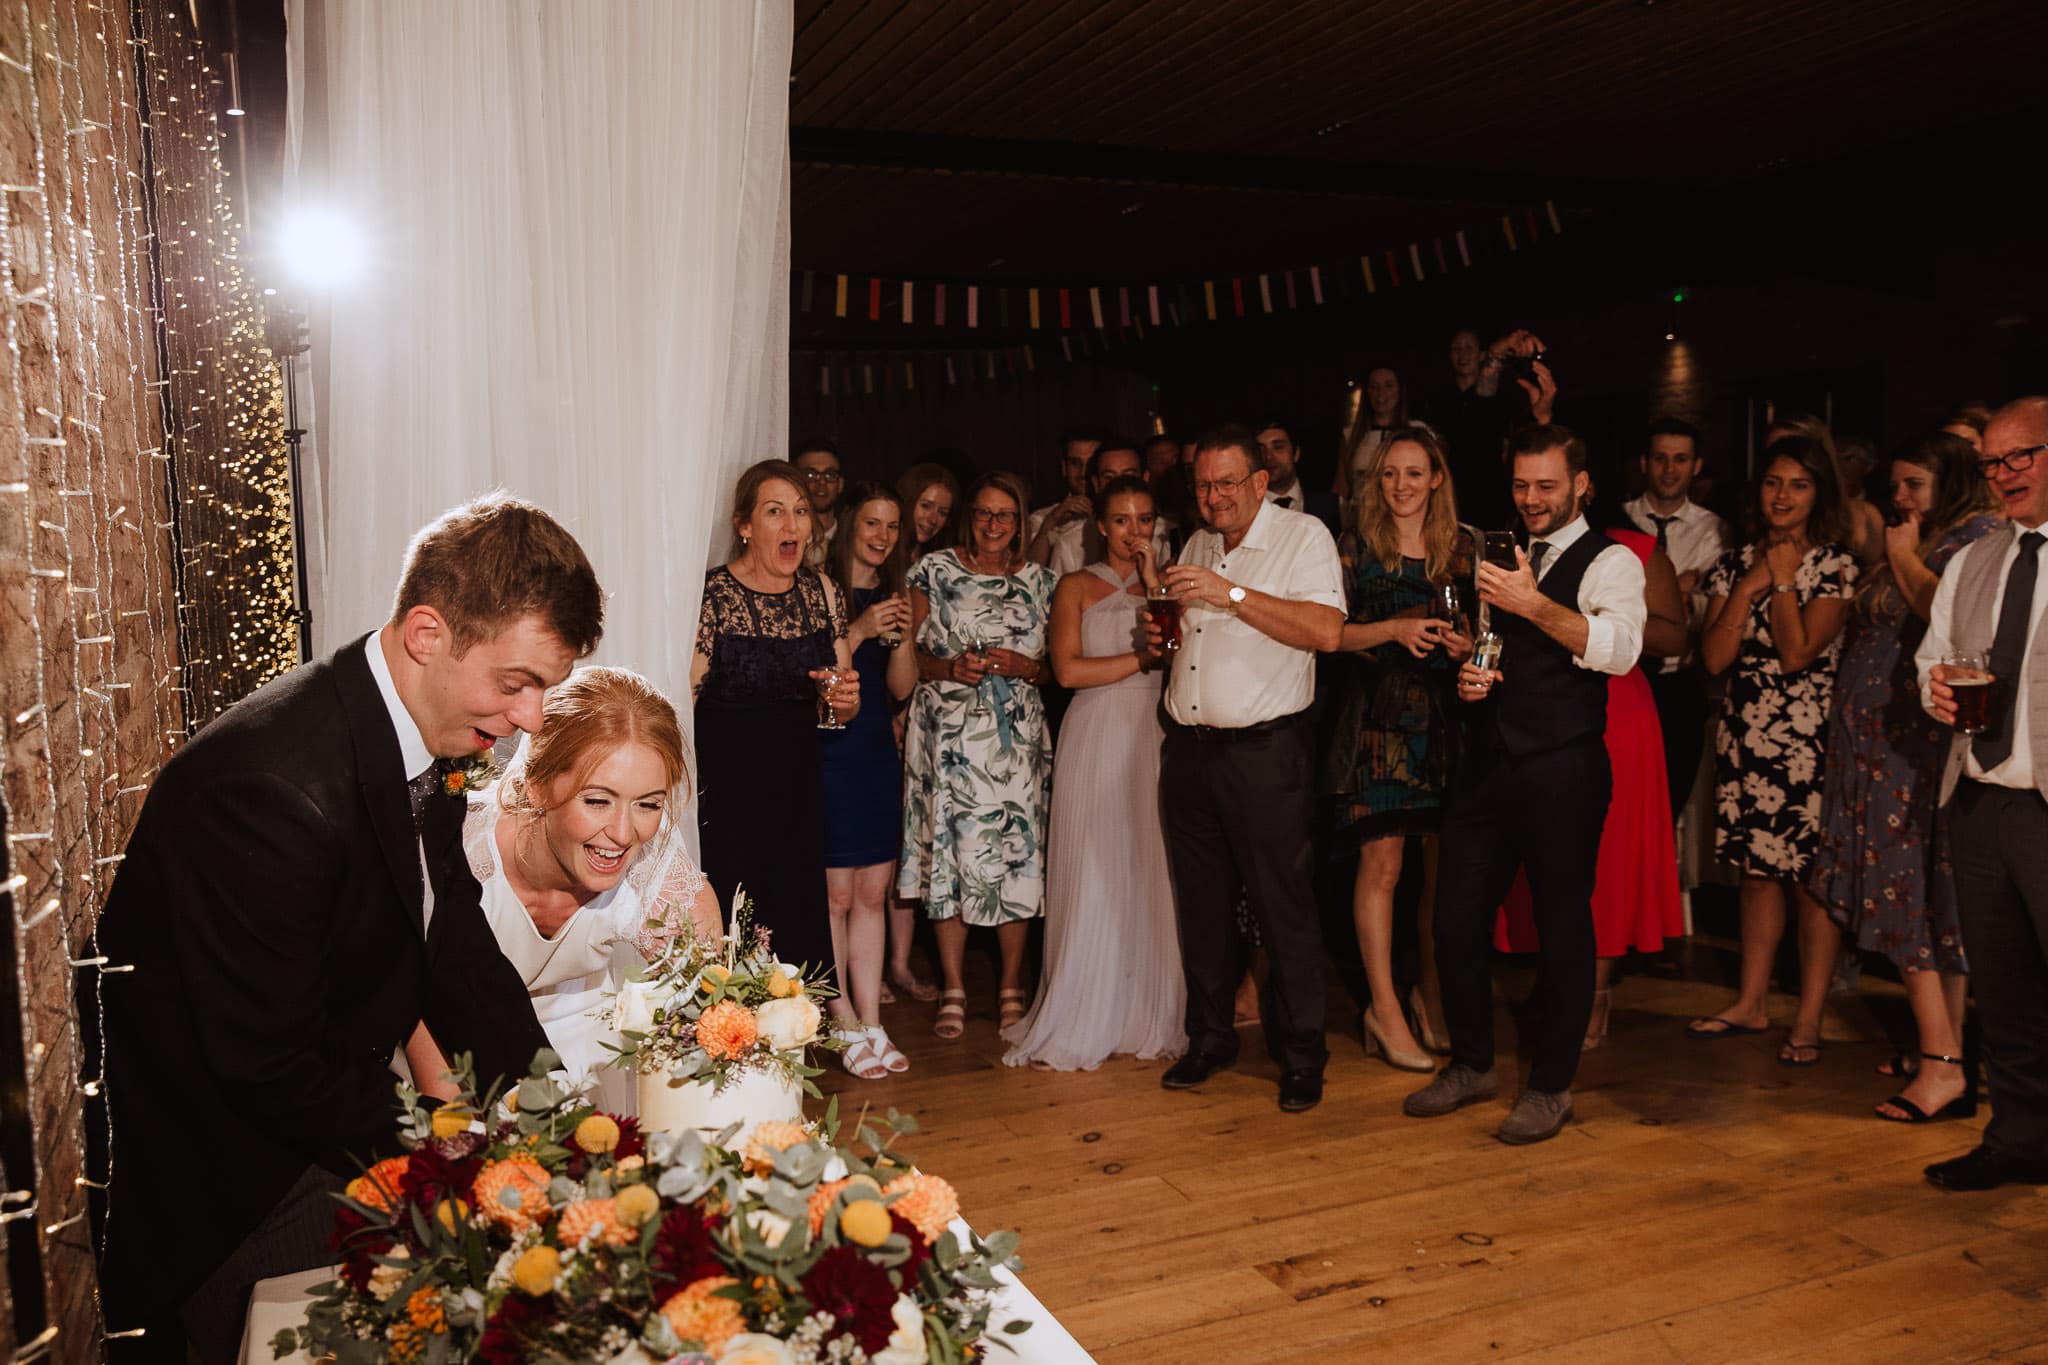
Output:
[1203, 281, 1217, 320]
[1360, 256, 1375, 294]
[1028, 288, 1041, 330]
[834, 274, 849, 317]
[1502, 216, 1518, 251]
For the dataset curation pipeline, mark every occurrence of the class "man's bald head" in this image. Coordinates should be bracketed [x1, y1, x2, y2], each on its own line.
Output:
[1982, 396, 2048, 526]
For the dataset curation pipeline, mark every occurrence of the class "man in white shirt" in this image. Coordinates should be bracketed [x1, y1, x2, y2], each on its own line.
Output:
[1045, 438, 1174, 577]
[794, 439, 844, 569]
[1151, 428, 1344, 1112]
[1256, 417, 1343, 540]
[1024, 426, 1101, 560]
[1405, 424, 1646, 1145]
[1916, 396, 2048, 1192]
[1622, 417, 1732, 811]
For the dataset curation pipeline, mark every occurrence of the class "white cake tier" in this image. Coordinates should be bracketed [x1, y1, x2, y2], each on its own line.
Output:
[638, 1066, 803, 1147]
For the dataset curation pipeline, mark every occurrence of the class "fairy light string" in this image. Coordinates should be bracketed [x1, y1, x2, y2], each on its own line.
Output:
[2, 0, 298, 1351]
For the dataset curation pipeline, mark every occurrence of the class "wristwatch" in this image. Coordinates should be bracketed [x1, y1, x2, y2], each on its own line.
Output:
[1227, 584, 1248, 612]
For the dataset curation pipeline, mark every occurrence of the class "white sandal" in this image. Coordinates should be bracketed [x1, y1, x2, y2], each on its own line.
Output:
[871, 1026, 909, 1074]
[840, 1029, 889, 1080]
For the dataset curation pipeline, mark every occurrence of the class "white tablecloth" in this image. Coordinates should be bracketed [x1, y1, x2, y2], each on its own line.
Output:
[242, 1221, 1094, 1363]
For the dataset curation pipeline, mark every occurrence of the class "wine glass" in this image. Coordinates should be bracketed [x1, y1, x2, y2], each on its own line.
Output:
[814, 666, 846, 731]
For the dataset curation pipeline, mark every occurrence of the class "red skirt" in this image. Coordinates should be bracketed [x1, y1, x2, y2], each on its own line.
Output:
[1496, 669, 1681, 956]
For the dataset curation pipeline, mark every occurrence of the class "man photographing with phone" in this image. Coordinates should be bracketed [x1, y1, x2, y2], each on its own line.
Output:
[1404, 423, 1645, 1144]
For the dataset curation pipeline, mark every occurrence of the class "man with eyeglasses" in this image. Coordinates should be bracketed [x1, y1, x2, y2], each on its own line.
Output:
[793, 439, 845, 569]
[1916, 396, 2048, 1192]
[1148, 426, 1345, 1113]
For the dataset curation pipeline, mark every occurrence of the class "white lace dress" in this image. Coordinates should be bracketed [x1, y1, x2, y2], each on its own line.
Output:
[464, 796, 709, 1114]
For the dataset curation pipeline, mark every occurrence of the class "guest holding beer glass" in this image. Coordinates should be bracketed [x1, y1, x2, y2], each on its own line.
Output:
[1004, 476, 1186, 1070]
[1915, 397, 2048, 1191]
[1807, 432, 1997, 1121]
[1687, 437, 1858, 1065]
[1324, 428, 1473, 1069]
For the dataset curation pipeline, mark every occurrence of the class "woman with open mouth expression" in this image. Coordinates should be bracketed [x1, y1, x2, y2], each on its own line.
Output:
[403, 668, 719, 1112]
[693, 460, 862, 1000]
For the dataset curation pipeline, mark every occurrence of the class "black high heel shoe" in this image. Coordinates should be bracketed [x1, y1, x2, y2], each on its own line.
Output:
[1874, 1051, 1978, 1124]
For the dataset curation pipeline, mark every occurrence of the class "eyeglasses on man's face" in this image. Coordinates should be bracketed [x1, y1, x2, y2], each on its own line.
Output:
[970, 507, 1018, 526]
[1977, 443, 2045, 479]
[1194, 472, 1256, 498]
[800, 468, 842, 484]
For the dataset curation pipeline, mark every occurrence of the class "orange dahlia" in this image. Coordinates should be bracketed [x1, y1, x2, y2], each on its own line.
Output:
[884, 1173, 959, 1243]
[472, 1157, 553, 1233]
[695, 1001, 758, 1060]
[346, 1155, 412, 1214]
[556, 1197, 635, 1248]
[659, 1275, 744, 1353]
[742, 1120, 810, 1174]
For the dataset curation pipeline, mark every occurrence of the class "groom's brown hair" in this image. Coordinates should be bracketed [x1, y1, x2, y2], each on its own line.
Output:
[392, 493, 604, 657]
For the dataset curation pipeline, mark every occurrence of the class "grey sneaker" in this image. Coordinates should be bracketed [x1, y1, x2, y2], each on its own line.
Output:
[1402, 1064, 1499, 1118]
[1496, 1089, 1574, 1145]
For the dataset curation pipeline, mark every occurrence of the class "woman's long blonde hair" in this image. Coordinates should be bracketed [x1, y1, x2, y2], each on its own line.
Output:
[1353, 426, 1462, 581]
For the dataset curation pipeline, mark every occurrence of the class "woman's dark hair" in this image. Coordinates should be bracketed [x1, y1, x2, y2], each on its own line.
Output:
[827, 481, 909, 603]
[1091, 474, 1155, 521]
[1898, 430, 1997, 547]
[1748, 436, 1852, 547]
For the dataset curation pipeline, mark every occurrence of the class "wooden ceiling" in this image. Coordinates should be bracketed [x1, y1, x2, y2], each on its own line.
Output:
[791, 0, 2048, 280]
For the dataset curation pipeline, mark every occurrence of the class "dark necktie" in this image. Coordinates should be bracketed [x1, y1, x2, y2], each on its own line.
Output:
[1529, 541, 1551, 579]
[406, 767, 440, 835]
[1974, 530, 2044, 770]
[1649, 514, 1676, 553]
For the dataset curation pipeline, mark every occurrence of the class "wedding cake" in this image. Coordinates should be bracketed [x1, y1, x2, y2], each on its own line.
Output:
[637, 1065, 803, 1147]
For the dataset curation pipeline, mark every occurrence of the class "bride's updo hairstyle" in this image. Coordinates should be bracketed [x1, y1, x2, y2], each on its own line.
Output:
[499, 667, 691, 821]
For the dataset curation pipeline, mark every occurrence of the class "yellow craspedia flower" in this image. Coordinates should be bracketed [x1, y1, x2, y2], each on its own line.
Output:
[764, 968, 796, 999]
[429, 1106, 473, 1140]
[575, 1113, 622, 1154]
[698, 964, 731, 996]
[433, 1198, 468, 1234]
[510, 1245, 561, 1296]
[838, 1198, 892, 1247]
[615, 1182, 661, 1227]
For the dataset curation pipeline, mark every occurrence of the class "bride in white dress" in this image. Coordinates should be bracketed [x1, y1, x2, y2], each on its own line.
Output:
[407, 667, 721, 1113]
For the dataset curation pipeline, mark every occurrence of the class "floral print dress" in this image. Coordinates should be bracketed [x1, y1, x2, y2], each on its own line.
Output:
[1705, 541, 1859, 876]
[897, 551, 1057, 925]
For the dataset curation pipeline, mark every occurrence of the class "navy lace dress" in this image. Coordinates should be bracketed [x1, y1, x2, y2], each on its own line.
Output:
[819, 585, 904, 867]
[693, 566, 845, 975]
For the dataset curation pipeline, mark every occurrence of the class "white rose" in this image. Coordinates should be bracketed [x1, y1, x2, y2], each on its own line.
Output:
[754, 996, 822, 1050]
[719, 1334, 797, 1365]
[871, 1295, 927, 1365]
[366, 1247, 411, 1302]
[610, 979, 659, 1036]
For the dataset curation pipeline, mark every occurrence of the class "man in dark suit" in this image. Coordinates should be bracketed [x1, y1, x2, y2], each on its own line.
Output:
[92, 494, 603, 1362]
[1256, 418, 1343, 540]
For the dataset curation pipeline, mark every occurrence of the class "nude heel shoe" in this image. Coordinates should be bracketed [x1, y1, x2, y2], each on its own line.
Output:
[1364, 1011, 1436, 1073]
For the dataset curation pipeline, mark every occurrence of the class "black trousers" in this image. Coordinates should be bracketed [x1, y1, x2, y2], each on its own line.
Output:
[1433, 737, 1610, 1095]
[1949, 780, 2048, 1159]
[1161, 714, 1329, 1073]
[1645, 667, 1711, 816]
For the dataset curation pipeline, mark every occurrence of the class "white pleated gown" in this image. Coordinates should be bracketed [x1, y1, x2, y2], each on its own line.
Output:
[1003, 564, 1187, 1070]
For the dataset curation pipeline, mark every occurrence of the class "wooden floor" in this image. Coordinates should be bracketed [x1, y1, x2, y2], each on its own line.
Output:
[818, 962, 2048, 1364]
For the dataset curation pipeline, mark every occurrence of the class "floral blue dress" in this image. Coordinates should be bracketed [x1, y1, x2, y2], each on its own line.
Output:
[897, 551, 1056, 925]
[1806, 513, 1998, 972]
[1704, 542, 1859, 876]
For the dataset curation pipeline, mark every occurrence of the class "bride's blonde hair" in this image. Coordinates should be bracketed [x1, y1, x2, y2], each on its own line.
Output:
[498, 667, 691, 820]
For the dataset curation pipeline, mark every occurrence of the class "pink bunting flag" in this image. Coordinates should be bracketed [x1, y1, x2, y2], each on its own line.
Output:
[1456, 230, 1471, 267]
[1309, 266, 1324, 304]
[901, 281, 913, 323]
[1148, 285, 1161, 325]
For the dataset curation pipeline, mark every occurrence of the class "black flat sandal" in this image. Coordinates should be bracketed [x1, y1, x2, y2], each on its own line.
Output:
[1874, 1051, 1979, 1123]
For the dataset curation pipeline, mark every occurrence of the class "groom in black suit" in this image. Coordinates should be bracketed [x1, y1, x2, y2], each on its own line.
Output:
[91, 494, 603, 1362]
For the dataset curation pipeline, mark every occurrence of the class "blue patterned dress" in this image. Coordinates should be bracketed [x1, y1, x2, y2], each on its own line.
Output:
[897, 551, 1057, 925]
[1806, 513, 1998, 972]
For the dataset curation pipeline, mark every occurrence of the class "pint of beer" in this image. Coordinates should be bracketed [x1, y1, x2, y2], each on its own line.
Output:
[1147, 588, 1182, 652]
[1944, 651, 1996, 734]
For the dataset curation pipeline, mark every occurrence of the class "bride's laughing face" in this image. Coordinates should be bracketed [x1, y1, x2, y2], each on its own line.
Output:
[532, 740, 669, 894]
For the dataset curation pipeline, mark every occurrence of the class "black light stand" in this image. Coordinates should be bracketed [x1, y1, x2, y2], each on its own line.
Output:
[264, 302, 315, 663]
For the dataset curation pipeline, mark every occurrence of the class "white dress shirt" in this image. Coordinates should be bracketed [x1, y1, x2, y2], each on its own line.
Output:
[1164, 501, 1344, 728]
[1915, 517, 2048, 791]
[1622, 495, 1730, 672]
[1046, 517, 1174, 579]
[1523, 515, 1646, 676]
[364, 630, 438, 935]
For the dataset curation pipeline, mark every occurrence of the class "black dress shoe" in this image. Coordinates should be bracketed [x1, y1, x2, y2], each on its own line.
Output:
[1277, 1069, 1323, 1113]
[1160, 1053, 1231, 1090]
[1924, 1147, 2048, 1191]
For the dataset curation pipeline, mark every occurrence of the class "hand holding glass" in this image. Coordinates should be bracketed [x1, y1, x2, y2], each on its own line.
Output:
[1941, 651, 1995, 733]
[814, 669, 847, 730]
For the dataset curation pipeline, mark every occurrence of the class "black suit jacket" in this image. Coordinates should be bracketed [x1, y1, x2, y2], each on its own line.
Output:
[1274, 488, 1344, 542]
[93, 637, 550, 1323]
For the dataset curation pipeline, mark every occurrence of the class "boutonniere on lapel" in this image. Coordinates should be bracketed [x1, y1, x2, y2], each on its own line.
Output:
[439, 744, 496, 797]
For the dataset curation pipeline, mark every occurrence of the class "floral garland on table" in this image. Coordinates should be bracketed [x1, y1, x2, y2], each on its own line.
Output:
[273, 1052, 1027, 1363]
[609, 889, 843, 1095]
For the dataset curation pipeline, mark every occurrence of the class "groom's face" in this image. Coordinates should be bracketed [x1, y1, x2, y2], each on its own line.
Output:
[410, 611, 578, 756]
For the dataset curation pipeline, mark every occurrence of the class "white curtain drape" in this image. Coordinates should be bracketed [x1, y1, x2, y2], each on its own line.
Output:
[285, 0, 790, 722]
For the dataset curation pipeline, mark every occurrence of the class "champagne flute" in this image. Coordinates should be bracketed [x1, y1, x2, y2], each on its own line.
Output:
[814, 659, 847, 731]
